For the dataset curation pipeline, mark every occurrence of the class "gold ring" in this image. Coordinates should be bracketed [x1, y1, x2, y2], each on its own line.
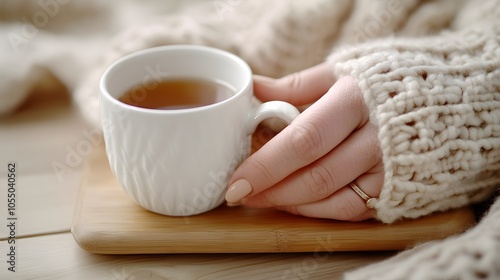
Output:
[349, 182, 377, 209]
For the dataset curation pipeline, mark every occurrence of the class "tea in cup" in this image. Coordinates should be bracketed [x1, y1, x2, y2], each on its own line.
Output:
[99, 45, 299, 216]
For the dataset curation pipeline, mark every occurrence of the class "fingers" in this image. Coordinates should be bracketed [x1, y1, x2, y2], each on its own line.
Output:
[226, 76, 367, 203]
[242, 122, 380, 208]
[278, 166, 384, 221]
[253, 62, 335, 106]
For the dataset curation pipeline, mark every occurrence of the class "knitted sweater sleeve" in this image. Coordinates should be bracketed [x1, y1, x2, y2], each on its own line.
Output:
[328, 19, 500, 223]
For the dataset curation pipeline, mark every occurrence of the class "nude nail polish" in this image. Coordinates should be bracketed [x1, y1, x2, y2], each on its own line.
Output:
[226, 202, 241, 207]
[253, 75, 275, 84]
[225, 179, 252, 203]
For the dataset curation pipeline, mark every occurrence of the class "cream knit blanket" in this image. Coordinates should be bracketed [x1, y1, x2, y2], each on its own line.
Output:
[1, 0, 499, 279]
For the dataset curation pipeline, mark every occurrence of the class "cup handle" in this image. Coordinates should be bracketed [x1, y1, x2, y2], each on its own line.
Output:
[246, 101, 300, 135]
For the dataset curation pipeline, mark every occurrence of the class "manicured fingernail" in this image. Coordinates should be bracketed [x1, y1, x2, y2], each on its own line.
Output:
[226, 202, 241, 207]
[253, 75, 275, 84]
[225, 179, 253, 203]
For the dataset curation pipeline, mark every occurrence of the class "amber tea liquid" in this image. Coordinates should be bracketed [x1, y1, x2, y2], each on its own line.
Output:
[118, 78, 235, 110]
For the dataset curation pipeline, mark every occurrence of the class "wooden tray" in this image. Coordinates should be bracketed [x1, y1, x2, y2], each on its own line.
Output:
[72, 130, 475, 254]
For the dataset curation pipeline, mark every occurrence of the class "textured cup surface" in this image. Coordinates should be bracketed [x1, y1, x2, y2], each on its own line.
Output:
[100, 45, 299, 216]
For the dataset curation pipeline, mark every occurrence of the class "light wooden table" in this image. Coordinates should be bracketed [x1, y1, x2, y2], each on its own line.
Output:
[0, 87, 393, 279]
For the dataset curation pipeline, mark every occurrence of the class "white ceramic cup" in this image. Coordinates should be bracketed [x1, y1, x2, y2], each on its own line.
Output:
[99, 45, 299, 216]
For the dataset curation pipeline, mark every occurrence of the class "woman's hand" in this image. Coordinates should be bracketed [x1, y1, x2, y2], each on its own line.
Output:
[225, 63, 384, 221]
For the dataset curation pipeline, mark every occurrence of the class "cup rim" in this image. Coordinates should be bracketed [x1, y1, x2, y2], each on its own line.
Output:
[99, 44, 253, 114]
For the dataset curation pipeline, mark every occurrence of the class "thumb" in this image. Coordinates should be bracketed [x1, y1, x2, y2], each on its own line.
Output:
[253, 62, 336, 106]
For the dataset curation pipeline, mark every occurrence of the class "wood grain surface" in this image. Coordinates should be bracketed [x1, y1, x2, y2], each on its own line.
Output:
[2, 233, 395, 280]
[72, 142, 475, 254]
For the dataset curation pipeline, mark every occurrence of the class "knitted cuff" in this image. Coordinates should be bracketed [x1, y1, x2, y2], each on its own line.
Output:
[328, 24, 500, 223]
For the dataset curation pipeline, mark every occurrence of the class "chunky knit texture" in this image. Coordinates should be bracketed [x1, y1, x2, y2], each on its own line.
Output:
[1, 0, 499, 279]
[329, 21, 500, 223]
